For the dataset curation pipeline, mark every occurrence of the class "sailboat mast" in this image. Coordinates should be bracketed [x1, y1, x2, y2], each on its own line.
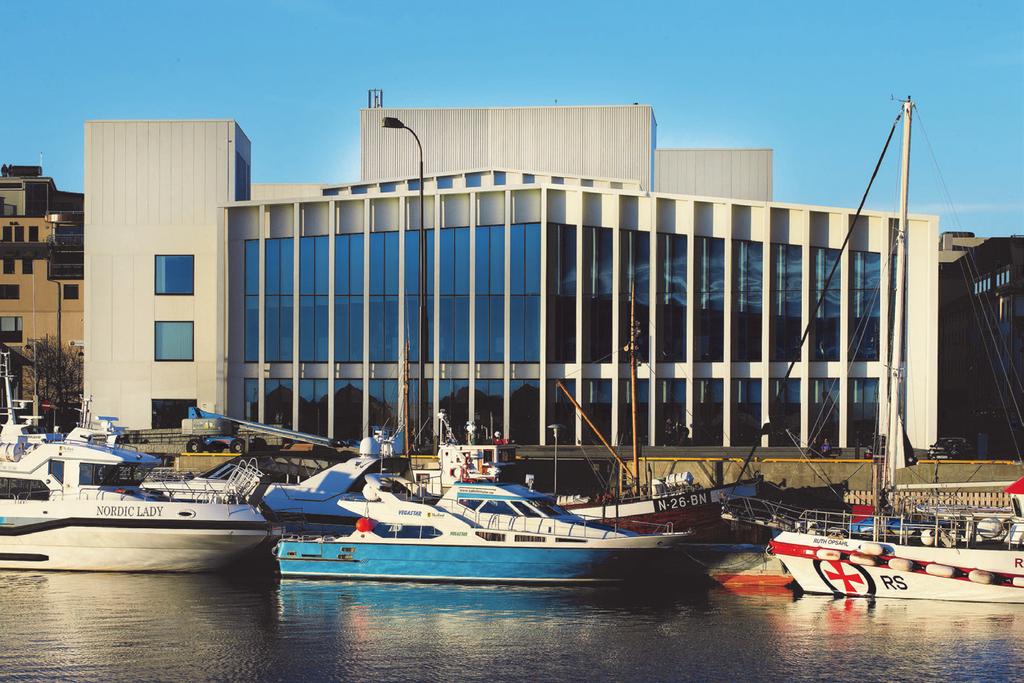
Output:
[886, 98, 912, 489]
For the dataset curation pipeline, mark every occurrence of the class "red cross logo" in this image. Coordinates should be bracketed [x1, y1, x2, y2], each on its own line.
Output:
[823, 560, 867, 593]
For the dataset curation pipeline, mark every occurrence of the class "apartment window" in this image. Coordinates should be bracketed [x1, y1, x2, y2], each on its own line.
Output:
[335, 233, 364, 363]
[14, 225, 23, 242]
[732, 240, 762, 362]
[244, 240, 259, 362]
[695, 237, 725, 362]
[0, 285, 18, 300]
[299, 236, 329, 363]
[510, 223, 541, 362]
[21, 259, 32, 275]
[63, 284, 79, 300]
[657, 234, 687, 362]
[155, 255, 194, 295]
[28, 226, 38, 242]
[465, 173, 482, 188]
[547, 224, 577, 363]
[493, 171, 506, 186]
[475, 225, 504, 363]
[1, 226, 9, 241]
[151, 399, 196, 429]
[154, 321, 194, 361]
[0, 316, 22, 343]
[2, 259, 12, 274]
[265, 238, 294, 363]
[436, 176, 454, 190]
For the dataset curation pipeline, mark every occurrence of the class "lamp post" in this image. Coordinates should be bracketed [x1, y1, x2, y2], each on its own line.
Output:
[381, 116, 425, 452]
[547, 423, 565, 499]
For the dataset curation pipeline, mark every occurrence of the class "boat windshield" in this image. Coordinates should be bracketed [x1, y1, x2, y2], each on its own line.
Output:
[528, 500, 569, 517]
[80, 463, 152, 487]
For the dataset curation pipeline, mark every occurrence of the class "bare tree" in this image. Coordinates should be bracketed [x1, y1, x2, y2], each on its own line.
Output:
[27, 336, 83, 431]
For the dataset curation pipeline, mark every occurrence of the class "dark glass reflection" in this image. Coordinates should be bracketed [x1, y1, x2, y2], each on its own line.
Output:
[732, 240, 762, 362]
[692, 378, 723, 446]
[298, 379, 328, 435]
[404, 230, 434, 363]
[439, 228, 470, 362]
[333, 379, 363, 442]
[694, 237, 724, 362]
[265, 379, 293, 429]
[335, 234, 364, 363]
[583, 227, 613, 362]
[731, 378, 762, 446]
[655, 379, 687, 445]
[581, 379, 611, 446]
[510, 223, 541, 362]
[618, 379, 648, 447]
[657, 234, 686, 362]
[475, 226, 504, 363]
[509, 379, 539, 444]
[439, 379, 470, 437]
[770, 244, 802, 362]
[768, 378, 800, 447]
[155, 255, 194, 295]
[811, 248, 841, 361]
[243, 378, 259, 422]
[810, 377, 840, 448]
[850, 251, 881, 361]
[368, 379, 398, 431]
[264, 239, 294, 363]
[848, 378, 879, 448]
[547, 224, 576, 363]
[244, 240, 259, 362]
[619, 231, 649, 364]
[299, 236, 329, 362]
[369, 232, 399, 362]
[473, 378, 503, 439]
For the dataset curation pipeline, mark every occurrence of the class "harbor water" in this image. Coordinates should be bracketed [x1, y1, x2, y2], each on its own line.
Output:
[1, 570, 1020, 682]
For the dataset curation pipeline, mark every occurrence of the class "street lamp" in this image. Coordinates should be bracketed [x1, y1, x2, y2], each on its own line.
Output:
[381, 116, 425, 452]
[547, 423, 565, 499]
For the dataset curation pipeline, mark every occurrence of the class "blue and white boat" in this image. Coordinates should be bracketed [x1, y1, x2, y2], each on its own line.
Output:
[275, 474, 692, 583]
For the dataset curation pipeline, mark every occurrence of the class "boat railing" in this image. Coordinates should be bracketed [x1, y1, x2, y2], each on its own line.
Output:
[459, 507, 673, 538]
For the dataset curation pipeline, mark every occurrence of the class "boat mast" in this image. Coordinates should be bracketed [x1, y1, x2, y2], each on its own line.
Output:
[885, 97, 912, 491]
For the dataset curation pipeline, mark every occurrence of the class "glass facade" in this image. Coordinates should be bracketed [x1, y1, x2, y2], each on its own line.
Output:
[265, 379, 293, 429]
[439, 379, 470, 437]
[732, 241, 762, 362]
[244, 240, 259, 362]
[509, 379, 539, 444]
[333, 379, 363, 442]
[475, 226, 504, 363]
[510, 223, 541, 362]
[811, 248, 841, 361]
[404, 230, 434, 362]
[369, 232, 399, 362]
[692, 379, 723, 446]
[655, 379, 687, 445]
[335, 234, 363, 363]
[695, 237, 724, 361]
[265, 238, 294, 363]
[770, 244, 802, 362]
[474, 378, 503, 439]
[657, 234, 686, 362]
[810, 377, 840, 448]
[439, 227, 470, 362]
[731, 379, 762, 446]
[368, 378, 398, 430]
[618, 379, 649, 447]
[584, 227, 613, 362]
[243, 378, 259, 422]
[581, 379, 611, 445]
[155, 255, 194, 295]
[850, 251, 881, 361]
[768, 379, 801, 446]
[547, 379, 577, 444]
[299, 378, 328, 435]
[848, 378, 879, 447]
[299, 236, 329, 362]
[620, 231, 650, 362]
[547, 224, 577, 363]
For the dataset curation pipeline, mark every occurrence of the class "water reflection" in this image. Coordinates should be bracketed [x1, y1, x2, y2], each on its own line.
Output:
[0, 571, 1019, 683]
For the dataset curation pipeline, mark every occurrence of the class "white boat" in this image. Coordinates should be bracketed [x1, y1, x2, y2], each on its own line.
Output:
[0, 352, 270, 572]
[275, 474, 693, 583]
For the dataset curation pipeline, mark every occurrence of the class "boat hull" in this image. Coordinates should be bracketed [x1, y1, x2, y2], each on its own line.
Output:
[277, 538, 686, 583]
[771, 532, 1024, 603]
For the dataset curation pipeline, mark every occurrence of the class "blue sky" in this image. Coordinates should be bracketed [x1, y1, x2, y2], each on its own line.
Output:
[5, 1, 1022, 236]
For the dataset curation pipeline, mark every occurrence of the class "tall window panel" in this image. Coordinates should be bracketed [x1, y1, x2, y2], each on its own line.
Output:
[475, 226, 504, 363]
[299, 236, 329, 362]
[368, 378, 398, 430]
[404, 230, 434, 363]
[655, 379, 687, 445]
[618, 379, 649, 447]
[811, 248, 841, 361]
[509, 379, 539, 444]
[547, 224, 577, 363]
[547, 379, 576, 444]
[850, 251, 881, 361]
[369, 232, 399, 362]
[657, 234, 687, 362]
[243, 378, 259, 422]
[581, 379, 611, 446]
[732, 240, 763, 362]
[244, 240, 259, 362]
[333, 379, 363, 442]
[439, 379, 470, 438]
[298, 378, 328, 435]
[848, 378, 879, 448]
[770, 244, 802, 362]
[264, 379, 293, 429]
[692, 378, 723, 446]
[731, 379, 763, 446]
[474, 378, 504, 439]
[694, 237, 724, 362]
[439, 227, 470, 362]
[335, 234, 364, 363]
[619, 230, 650, 363]
[583, 227, 613, 362]
[768, 379, 801, 447]
[264, 238, 294, 362]
[810, 377, 840, 448]
[510, 223, 541, 362]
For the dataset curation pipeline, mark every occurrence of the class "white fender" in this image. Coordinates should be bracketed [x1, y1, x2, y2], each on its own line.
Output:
[849, 552, 877, 566]
[816, 549, 841, 561]
[968, 569, 995, 585]
[1012, 577, 1024, 588]
[920, 529, 935, 547]
[858, 542, 886, 557]
[925, 563, 956, 578]
[887, 558, 914, 572]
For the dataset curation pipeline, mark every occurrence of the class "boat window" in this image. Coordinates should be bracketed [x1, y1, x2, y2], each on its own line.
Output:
[1014, 498, 1022, 518]
[531, 500, 569, 517]
[0, 477, 50, 500]
[478, 500, 517, 516]
[475, 531, 506, 542]
[510, 501, 541, 517]
[514, 534, 545, 543]
[79, 463, 151, 487]
[372, 524, 443, 539]
[48, 460, 65, 484]
[458, 499, 484, 511]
